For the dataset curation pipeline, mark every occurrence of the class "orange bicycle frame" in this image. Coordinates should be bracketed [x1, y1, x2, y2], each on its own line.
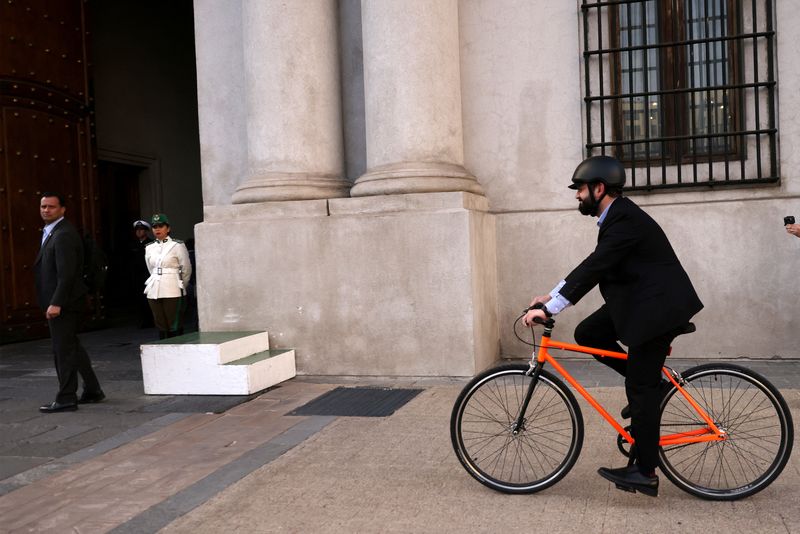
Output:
[535, 332, 726, 447]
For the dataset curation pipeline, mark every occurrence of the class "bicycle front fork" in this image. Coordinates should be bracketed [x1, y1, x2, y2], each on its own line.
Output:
[511, 360, 545, 435]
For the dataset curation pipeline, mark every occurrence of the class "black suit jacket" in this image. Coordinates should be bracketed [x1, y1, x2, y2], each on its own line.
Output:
[559, 197, 703, 347]
[34, 218, 88, 311]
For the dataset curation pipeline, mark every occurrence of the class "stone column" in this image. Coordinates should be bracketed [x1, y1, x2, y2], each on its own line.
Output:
[232, 0, 350, 204]
[351, 0, 483, 197]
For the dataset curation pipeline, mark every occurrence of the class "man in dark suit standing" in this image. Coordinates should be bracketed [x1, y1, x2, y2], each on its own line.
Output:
[524, 156, 703, 497]
[34, 192, 104, 413]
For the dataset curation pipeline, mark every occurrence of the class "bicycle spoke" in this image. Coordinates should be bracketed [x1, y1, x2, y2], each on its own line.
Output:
[658, 365, 792, 500]
[452, 366, 583, 492]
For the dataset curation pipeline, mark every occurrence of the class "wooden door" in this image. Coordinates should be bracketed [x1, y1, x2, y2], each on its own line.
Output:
[0, 0, 99, 343]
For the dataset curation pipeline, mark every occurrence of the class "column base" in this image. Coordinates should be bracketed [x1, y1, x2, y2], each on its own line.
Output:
[350, 162, 485, 197]
[197, 192, 498, 376]
[232, 172, 351, 203]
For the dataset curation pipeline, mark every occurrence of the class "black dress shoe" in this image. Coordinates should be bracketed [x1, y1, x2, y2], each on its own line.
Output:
[621, 379, 673, 419]
[78, 390, 106, 404]
[598, 465, 659, 497]
[39, 401, 78, 413]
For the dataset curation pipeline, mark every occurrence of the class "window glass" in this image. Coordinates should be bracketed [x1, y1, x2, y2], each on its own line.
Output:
[581, 0, 777, 190]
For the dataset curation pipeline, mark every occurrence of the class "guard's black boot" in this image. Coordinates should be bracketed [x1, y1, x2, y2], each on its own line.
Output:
[158, 331, 168, 340]
[598, 465, 659, 497]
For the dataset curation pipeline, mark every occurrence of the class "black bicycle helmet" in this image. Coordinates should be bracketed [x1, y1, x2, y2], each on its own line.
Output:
[568, 155, 626, 190]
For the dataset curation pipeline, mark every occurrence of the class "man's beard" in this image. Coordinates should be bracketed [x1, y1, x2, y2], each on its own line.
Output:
[578, 196, 597, 216]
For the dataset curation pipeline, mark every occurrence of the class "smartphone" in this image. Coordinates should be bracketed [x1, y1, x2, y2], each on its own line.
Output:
[785, 216, 795, 225]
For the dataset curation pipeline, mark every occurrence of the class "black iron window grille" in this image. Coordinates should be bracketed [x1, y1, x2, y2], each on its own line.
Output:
[581, 0, 778, 191]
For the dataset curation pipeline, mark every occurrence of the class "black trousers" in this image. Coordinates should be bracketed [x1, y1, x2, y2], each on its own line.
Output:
[574, 305, 676, 473]
[48, 308, 102, 404]
[148, 297, 185, 336]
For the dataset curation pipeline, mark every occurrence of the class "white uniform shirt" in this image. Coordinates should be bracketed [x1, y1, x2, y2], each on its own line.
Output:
[143, 237, 192, 299]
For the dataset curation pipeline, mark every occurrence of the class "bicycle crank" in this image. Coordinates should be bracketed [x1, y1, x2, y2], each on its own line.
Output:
[616, 425, 633, 457]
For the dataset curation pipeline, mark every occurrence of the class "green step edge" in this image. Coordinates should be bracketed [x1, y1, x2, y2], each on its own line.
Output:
[224, 349, 294, 366]
[146, 331, 265, 345]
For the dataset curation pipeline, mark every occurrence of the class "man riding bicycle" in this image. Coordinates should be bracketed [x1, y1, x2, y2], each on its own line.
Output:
[523, 155, 703, 497]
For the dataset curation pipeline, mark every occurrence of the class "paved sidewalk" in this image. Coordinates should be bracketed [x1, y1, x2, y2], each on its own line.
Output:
[0, 380, 337, 532]
[161, 386, 800, 534]
[1, 326, 799, 533]
[0, 325, 257, 487]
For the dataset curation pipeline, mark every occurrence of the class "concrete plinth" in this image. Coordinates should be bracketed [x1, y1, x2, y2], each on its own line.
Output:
[140, 332, 296, 395]
[196, 192, 498, 377]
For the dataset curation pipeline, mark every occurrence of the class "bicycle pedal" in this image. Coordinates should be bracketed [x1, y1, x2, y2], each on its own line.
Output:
[615, 483, 636, 493]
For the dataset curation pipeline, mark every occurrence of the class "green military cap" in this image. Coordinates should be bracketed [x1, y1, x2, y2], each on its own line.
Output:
[151, 213, 170, 225]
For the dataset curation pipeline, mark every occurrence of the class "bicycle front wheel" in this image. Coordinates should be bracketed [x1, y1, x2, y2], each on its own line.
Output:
[450, 364, 584, 494]
[659, 363, 794, 500]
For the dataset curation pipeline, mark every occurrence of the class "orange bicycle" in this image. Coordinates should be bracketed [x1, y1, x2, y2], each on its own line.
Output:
[450, 310, 794, 500]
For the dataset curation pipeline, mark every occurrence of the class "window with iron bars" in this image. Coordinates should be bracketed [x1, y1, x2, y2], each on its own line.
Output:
[581, 0, 777, 191]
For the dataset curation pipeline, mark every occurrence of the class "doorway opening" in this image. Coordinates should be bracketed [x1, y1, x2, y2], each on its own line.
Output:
[96, 159, 151, 326]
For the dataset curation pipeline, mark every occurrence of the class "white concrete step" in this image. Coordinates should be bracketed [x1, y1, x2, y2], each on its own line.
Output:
[140, 331, 295, 395]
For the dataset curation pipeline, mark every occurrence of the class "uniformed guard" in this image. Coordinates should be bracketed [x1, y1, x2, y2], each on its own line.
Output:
[132, 219, 154, 328]
[143, 214, 192, 339]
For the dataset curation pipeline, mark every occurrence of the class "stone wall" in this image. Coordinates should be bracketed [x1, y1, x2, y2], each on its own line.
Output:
[192, 0, 800, 377]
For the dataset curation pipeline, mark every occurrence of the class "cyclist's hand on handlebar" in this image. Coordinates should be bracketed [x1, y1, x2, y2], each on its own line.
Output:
[529, 294, 552, 307]
[523, 308, 548, 327]
[524, 295, 552, 326]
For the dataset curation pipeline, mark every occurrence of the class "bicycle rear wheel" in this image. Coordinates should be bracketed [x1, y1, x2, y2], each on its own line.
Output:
[658, 363, 794, 500]
[450, 364, 584, 494]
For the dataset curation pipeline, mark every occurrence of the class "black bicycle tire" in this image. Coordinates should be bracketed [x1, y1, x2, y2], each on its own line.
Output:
[658, 363, 794, 500]
[450, 363, 584, 494]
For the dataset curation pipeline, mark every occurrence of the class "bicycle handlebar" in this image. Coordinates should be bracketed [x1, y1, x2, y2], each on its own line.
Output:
[523, 303, 555, 328]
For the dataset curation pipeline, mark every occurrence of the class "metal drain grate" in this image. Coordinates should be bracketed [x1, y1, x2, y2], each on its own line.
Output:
[288, 387, 422, 417]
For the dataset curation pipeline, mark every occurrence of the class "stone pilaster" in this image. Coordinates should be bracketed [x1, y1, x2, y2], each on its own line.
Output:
[232, 0, 350, 203]
[351, 0, 484, 197]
